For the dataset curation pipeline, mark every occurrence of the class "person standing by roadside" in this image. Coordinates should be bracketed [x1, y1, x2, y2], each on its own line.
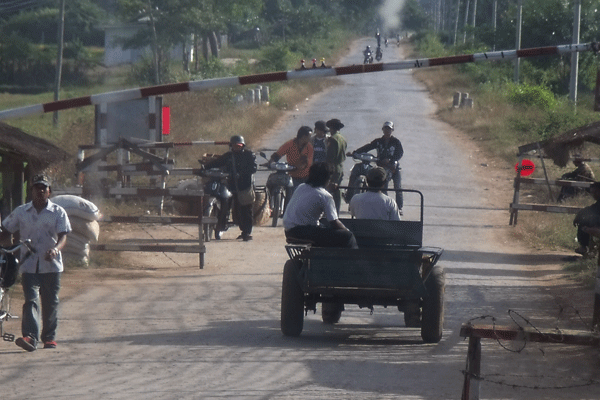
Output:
[204, 135, 257, 241]
[347, 121, 404, 212]
[573, 182, 600, 256]
[0, 174, 71, 351]
[325, 118, 347, 213]
[311, 120, 329, 164]
[269, 126, 314, 191]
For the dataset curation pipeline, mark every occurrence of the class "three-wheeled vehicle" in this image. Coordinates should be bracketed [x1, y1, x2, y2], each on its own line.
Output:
[280, 189, 445, 343]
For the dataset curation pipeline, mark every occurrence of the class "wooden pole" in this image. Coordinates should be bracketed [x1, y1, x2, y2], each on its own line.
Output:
[461, 336, 481, 400]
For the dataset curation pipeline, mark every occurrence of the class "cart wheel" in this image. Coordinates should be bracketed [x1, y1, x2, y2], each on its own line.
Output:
[281, 260, 304, 336]
[421, 265, 445, 343]
[402, 301, 421, 328]
[322, 302, 343, 324]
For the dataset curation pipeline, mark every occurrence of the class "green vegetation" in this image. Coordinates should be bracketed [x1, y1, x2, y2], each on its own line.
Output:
[404, 0, 600, 285]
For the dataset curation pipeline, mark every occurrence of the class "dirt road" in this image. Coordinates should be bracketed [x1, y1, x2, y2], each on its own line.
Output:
[1, 41, 598, 400]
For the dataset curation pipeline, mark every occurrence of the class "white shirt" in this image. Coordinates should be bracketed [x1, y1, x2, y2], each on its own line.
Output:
[2, 200, 71, 273]
[283, 183, 338, 230]
[349, 191, 401, 221]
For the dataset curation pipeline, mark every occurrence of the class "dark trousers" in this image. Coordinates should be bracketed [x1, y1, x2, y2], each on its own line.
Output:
[382, 168, 403, 209]
[577, 225, 592, 248]
[219, 195, 253, 236]
[21, 272, 61, 344]
[285, 225, 358, 249]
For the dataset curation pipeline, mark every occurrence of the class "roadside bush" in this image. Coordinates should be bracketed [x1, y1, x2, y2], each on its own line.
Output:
[505, 83, 558, 110]
[258, 43, 299, 72]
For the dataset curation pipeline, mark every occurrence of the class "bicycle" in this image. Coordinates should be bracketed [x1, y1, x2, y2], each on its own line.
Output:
[0, 239, 34, 342]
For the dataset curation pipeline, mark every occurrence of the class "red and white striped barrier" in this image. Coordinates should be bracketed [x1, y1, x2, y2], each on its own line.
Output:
[0, 43, 595, 120]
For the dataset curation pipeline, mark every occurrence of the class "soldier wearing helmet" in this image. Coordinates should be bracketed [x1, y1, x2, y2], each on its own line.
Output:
[347, 121, 404, 212]
[203, 135, 257, 241]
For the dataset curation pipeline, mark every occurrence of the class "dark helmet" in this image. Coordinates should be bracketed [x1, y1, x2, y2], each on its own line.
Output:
[366, 45, 371, 50]
[230, 135, 245, 146]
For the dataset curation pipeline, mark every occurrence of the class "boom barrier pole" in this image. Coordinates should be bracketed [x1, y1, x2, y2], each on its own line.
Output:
[0, 43, 597, 121]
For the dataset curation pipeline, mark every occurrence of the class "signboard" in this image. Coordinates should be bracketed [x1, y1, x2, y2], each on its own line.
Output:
[94, 97, 163, 145]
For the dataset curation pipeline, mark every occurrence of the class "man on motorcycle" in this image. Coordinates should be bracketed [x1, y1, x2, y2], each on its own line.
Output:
[363, 46, 373, 63]
[349, 167, 401, 221]
[347, 121, 404, 212]
[0, 174, 71, 351]
[204, 135, 257, 241]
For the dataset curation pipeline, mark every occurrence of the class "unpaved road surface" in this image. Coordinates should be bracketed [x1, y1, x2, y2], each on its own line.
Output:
[1, 41, 599, 400]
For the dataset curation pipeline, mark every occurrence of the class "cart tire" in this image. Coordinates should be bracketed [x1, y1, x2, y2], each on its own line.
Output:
[281, 260, 304, 336]
[322, 302, 343, 324]
[421, 265, 445, 343]
[272, 191, 281, 227]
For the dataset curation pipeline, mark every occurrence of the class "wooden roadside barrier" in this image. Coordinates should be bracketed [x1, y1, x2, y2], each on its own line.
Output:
[89, 187, 209, 269]
[460, 323, 600, 400]
[509, 176, 589, 225]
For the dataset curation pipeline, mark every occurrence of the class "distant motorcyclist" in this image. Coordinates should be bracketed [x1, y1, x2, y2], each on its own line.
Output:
[347, 121, 404, 212]
[376, 30, 381, 47]
[363, 46, 373, 64]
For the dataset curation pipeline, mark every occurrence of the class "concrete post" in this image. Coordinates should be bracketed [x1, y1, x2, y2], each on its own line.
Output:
[453, 92, 461, 108]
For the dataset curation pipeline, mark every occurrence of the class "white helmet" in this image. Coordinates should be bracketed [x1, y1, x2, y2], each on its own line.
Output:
[382, 121, 394, 130]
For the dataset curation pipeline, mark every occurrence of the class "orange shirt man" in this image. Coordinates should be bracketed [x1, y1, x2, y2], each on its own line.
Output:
[271, 126, 314, 181]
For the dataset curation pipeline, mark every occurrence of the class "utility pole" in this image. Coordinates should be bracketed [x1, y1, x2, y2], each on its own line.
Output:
[492, 0, 497, 51]
[570, 0, 582, 103]
[470, 0, 477, 42]
[463, 0, 470, 43]
[53, 0, 65, 127]
[514, 0, 523, 83]
[454, 0, 461, 45]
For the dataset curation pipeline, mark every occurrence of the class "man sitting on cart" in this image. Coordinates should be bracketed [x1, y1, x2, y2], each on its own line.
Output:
[349, 167, 401, 221]
[283, 162, 358, 248]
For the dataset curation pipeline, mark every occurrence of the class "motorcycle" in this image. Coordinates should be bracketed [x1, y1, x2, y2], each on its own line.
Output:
[363, 50, 373, 64]
[343, 153, 392, 204]
[198, 168, 232, 240]
[375, 46, 383, 62]
[0, 240, 34, 342]
[259, 152, 296, 227]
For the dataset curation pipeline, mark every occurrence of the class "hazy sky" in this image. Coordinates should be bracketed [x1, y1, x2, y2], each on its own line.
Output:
[378, 0, 406, 32]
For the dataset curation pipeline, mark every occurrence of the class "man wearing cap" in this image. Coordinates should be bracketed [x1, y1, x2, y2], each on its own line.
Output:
[0, 174, 71, 351]
[311, 121, 329, 164]
[348, 121, 404, 212]
[349, 167, 401, 221]
[204, 135, 257, 241]
[325, 118, 347, 213]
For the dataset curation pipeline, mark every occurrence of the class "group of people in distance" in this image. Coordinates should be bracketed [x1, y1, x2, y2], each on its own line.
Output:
[201, 117, 405, 248]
